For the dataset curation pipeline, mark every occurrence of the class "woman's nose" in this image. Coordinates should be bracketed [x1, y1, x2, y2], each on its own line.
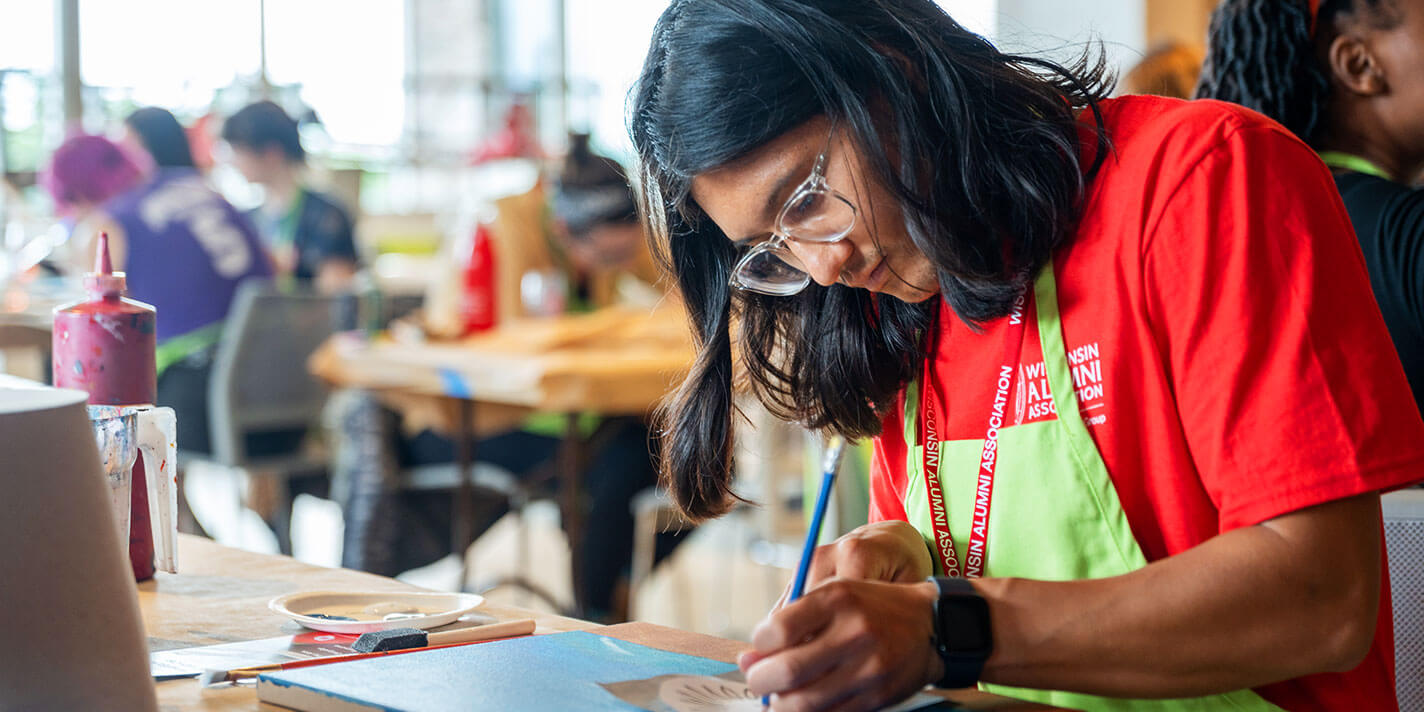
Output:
[785, 238, 854, 287]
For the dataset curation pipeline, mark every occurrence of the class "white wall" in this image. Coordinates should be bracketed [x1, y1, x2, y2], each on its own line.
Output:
[937, 0, 1000, 38]
[992, 0, 1147, 83]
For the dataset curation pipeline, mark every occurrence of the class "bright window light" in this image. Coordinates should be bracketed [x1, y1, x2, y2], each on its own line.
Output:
[80, 0, 261, 112]
[0, 0, 54, 72]
[938, 0, 999, 39]
[265, 0, 404, 150]
[564, 0, 667, 161]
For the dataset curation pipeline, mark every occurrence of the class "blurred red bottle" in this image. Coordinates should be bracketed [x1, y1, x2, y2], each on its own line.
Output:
[459, 222, 498, 335]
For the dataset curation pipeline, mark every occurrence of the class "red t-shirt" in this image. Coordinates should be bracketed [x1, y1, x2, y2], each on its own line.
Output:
[869, 96, 1424, 711]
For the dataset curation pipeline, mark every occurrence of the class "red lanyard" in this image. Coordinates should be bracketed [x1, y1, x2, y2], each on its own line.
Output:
[920, 294, 1028, 578]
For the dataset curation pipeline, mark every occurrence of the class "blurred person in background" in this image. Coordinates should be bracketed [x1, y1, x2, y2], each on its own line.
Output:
[547, 132, 663, 308]
[42, 116, 273, 456]
[1119, 42, 1203, 99]
[221, 100, 359, 293]
[124, 107, 201, 170]
[1197, 0, 1424, 414]
[41, 134, 147, 256]
[469, 99, 546, 165]
[331, 139, 682, 622]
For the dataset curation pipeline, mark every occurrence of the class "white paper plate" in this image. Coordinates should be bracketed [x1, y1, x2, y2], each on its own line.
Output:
[268, 591, 485, 634]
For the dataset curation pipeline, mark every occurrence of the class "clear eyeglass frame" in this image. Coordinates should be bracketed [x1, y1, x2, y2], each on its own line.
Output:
[727, 131, 858, 297]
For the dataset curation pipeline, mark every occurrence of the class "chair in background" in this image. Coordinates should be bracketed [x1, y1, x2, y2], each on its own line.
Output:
[324, 387, 566, 610]
[402, 458, 565, 608]
[1384, 488, 1424, 712]
[188, 281, 342, 553]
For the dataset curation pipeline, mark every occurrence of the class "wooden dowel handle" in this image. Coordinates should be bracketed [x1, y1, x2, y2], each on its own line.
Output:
[427, 618, 536, 646]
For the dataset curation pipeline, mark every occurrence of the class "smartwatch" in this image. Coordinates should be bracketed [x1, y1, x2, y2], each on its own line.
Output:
[927, 576, 993, 689]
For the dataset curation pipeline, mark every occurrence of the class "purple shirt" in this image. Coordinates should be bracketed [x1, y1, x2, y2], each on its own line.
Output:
[107, 168, 272, 342]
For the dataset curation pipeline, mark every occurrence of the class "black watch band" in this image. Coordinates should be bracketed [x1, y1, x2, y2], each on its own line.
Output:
[928, 576, 993, 689]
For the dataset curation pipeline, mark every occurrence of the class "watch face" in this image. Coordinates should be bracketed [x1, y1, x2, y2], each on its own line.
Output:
[940, 596, 992, 655]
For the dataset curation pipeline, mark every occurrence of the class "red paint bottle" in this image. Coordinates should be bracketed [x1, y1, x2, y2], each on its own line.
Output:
[53, 232, 160, 581]
[459, 222, 498, 335]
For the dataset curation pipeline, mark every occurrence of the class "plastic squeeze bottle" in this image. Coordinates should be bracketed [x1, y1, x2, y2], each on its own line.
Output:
[52, 232, 160, 580]
[459, 222, 498, 334]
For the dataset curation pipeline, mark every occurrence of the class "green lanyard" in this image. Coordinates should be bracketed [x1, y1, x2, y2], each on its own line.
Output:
[1318, 151, 1393, 181]
[276, 187, 307, 247]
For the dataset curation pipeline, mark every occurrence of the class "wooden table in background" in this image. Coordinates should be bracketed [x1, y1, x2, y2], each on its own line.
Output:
[0, 278, 64, 381]
[308, 304, 695, 614]
[145, 536, 1057, 711]
[309, 304, 693, 415]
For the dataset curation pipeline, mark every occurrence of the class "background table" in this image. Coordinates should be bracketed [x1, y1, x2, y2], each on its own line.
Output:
[309, 304, 693, 613]
[0, 274, 71, 381]
[309, 303, 692, 414]
[145, 535, 1056, 711]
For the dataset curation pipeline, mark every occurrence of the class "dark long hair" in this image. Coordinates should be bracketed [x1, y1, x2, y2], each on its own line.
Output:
[221, 101, 306, 162]
[630, 0, 1111, 520]
[1196, 0, 1397, 144]
[125, 107, 196, 169]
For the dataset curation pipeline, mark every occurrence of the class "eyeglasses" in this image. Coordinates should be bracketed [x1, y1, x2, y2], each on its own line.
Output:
[728, 127, 858, 296]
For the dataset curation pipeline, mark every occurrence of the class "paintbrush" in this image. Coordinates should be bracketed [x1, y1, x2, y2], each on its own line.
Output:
[763, 435, 846, 707]
[199, 618, 537, 686]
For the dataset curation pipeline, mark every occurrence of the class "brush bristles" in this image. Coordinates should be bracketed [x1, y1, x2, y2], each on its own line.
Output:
[198, 667, 263, 686]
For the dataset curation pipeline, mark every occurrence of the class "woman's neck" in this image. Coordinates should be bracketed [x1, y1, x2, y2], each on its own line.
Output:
[1317, 114, 1423, 183]
[262, 167, 302, 212]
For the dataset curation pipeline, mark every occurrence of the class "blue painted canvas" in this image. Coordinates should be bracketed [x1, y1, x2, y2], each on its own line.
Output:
[257, 631, 738, 712]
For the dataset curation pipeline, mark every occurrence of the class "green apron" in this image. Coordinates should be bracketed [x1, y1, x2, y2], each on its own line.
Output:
[901, 263, 1283, 711]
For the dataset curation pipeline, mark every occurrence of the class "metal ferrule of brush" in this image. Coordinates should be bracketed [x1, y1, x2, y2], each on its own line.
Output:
[821, 435, 846, 475]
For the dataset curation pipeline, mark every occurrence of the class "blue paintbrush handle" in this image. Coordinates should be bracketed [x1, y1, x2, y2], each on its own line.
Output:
[789, 448, 843, 600]
[765, 436, 845, 708]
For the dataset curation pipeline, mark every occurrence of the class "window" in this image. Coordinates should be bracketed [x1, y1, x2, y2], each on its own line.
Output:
[939, 0, 999, 38]
[265, 0, 404, 151]
[81, 1, 262, 116]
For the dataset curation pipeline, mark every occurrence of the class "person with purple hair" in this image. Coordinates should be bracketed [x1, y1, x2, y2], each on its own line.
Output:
[42, 119, 274, 456]
[41, 134, 148, 250]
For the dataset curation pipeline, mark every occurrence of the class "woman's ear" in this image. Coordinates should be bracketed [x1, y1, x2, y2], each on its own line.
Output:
[1327, 33, 1388, 96]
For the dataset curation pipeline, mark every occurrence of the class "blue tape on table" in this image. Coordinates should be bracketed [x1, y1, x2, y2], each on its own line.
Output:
[438, 367, 472, 399]
[257, 630, 737, 711]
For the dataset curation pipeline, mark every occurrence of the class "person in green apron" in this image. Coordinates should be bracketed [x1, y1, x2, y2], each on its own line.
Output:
[1197, 0, 1424, 414]
[628, 1, 1424, 710]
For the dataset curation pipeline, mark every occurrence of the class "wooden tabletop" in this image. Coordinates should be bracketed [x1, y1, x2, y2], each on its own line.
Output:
[146, 536, 596, 711]
[147, 536, 1055, 711]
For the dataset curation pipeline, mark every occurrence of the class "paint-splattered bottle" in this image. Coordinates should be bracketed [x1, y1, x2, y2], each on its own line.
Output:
[53, 232, 160, 580]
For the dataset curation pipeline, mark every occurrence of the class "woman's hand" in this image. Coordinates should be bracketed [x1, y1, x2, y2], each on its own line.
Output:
[774, 520, 933, 611]
[742, 521, 938, 712]
[739, 578, 943, 712]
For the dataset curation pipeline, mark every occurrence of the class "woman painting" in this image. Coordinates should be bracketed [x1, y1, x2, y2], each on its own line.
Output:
[630, 1, 1424, 710]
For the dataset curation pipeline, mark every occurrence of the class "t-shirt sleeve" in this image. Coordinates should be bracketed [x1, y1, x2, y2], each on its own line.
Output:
[1143, 123, 1424, 532]
[306, 194, 360, 264]
[869, 393, 911, 523]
